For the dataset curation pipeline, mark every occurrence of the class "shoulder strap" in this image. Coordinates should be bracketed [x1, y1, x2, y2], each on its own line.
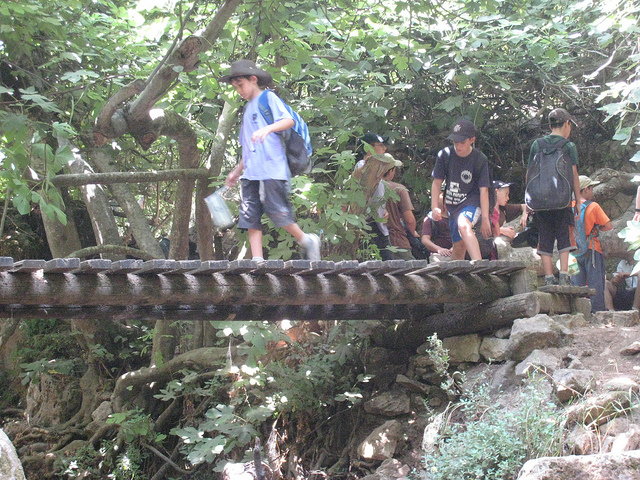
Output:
[258, 90, 274, 124]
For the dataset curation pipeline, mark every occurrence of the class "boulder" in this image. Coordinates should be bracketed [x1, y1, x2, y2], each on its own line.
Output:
[360, 458, 410, 480]
[552, 369, 595, 403]
[0, 429, 26, 480]
[610, 426, 640, 453]
[506, 315, 573, 361]
[517, 450, 640, 480]
[603, 377, 639, 393]
[593, 310, 640, 327]
[357, 420, 402, 460]
[441, 334, 481, 364]
[515, 350, 561, 379]
[619, 341, 640, 356]
[565, 391, 633, 427]
[479, 337, 509, 362]
[364, 391, 411, 417]
[567, 424, 597, 455]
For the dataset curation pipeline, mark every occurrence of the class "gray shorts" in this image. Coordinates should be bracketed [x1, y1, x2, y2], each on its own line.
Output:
[238, 179, 296, 230]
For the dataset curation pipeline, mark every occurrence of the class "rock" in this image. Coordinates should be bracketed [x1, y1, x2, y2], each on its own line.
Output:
[490, 361, 518, 395]
[593, 310, 640, 327]
[567, 424, 597, 455]
[422, 412, 445, 453]
[92, 400, 113, 422]
[552, 312, 588, 329]
[441, 334, 481, 364]
[515, 350, 561, 379]
[364, 391, 411, 417]
[506, 315, 573, 362]
[357, 420, 402, 460]
[0, 429, 26, 480]
[603, 377, 640, 393]
[518, 451, 640, 480]
[598, 417, 630, 439]
[360, 458, 410, 480]
[395, 374, 430, 394]
[25, 373, 82, 427]
[363, 347, 393, 370]
[619, 341, 640, 356]
[552, 369, 595, 403]
[494, 327, 512, 339]
[479, 337, 509, 362]
[610, 425, 640, 453]
[565, 391, 633, 427]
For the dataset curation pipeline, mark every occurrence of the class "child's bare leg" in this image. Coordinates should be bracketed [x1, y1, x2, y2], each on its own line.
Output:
[451, 241, 467, 260]
[558, 250, 569, 272]
[604, 280, 616, 311]
[458, 217, 482, 260]
[248, 228, 264, 259]
[283, 223, 305, 243]
[541, 255, 553, 276]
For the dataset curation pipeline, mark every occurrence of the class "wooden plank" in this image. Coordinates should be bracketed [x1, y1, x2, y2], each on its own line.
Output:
[166, 260, 202, 274]
[74, 259, 113, 274]
[272, 260, 313, 275]
[538, 285, 595, 297]
[108, 259, 143, 274]
[252, 259, 285, 275]
[296, 260, 336, 276]
[137, 259, 178, 275]
[11, 260, 46, 273]
[326, 260, 362, 275]
[0, 257, 14, 271]
[191, 260, 230, 275]
[227, 259, 262, 274]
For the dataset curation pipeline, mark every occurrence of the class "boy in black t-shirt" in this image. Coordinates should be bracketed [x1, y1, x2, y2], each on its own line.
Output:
[431, 119, 492, 261]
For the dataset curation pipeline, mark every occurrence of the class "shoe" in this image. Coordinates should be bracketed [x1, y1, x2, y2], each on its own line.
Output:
[304, 233, 321, 261]
[544, 276, 557, 286]
[558, 273, 571, 286]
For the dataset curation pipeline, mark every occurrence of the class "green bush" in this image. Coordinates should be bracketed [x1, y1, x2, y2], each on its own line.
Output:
[424, 380, 565, 480]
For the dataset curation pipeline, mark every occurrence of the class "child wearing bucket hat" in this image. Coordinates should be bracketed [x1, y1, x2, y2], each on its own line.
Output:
[222, 60, 320, 261]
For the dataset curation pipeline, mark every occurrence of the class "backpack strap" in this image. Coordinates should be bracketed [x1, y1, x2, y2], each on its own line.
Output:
[258, 90, 274, 124]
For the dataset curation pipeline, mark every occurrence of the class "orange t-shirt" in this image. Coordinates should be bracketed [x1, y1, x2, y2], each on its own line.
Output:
[570, 201, 610, 254]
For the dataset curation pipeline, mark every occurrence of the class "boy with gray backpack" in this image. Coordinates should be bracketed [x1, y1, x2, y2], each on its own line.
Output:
[525, 108, 582, 285]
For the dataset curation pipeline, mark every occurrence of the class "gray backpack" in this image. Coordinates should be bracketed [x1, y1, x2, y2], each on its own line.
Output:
[525, 138, 573, 211]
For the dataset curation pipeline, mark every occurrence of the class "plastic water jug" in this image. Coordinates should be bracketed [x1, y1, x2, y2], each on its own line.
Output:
[205, 186, 235, 230]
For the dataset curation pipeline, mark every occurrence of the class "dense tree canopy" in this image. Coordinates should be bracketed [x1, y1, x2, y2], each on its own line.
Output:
[1, 0, 640, 478]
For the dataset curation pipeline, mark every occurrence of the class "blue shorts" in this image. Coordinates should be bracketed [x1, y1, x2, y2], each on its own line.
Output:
[449, 206, 481, 243]
[238, 179, 296, 230]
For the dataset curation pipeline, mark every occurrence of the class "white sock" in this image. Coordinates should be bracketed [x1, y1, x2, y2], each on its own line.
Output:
[252, 256, 264, 262]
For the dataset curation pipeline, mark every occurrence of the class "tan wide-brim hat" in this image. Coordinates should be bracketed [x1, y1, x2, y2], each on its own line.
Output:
[219, 60, 273, 84]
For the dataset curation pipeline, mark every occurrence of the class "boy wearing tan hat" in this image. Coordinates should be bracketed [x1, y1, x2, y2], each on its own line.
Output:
[221, 60, 320, 261]
[570, 175, 612, 312]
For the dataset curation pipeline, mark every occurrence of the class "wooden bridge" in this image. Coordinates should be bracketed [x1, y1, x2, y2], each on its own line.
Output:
[0, 256, 593, 337]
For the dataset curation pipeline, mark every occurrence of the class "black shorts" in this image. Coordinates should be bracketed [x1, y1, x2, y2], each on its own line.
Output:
[238, 179, 296, 229]
[533, 208, 575, 256]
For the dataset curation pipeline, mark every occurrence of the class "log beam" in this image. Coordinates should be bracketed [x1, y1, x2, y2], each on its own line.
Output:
[0, 270, 512, 308]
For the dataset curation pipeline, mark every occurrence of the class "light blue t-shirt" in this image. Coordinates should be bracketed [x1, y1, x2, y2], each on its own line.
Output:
[240, 90, 293, 181]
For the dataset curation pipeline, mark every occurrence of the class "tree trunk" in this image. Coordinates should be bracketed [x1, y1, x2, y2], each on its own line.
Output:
[58, 137, 124, 260]
[90, 149, 165, 259]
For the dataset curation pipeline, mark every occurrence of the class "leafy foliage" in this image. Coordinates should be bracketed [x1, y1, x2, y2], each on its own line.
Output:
[424, 380, 565, 480]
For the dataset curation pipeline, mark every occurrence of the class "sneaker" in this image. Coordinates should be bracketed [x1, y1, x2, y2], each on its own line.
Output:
[558, 273, 571, 286]
[544, 276, 557, 286]
[304, 233, 321, 261]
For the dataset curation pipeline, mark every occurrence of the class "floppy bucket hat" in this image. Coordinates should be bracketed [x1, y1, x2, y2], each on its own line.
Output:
[578, 175, 600, 190]
[219, 60, 273, 84]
